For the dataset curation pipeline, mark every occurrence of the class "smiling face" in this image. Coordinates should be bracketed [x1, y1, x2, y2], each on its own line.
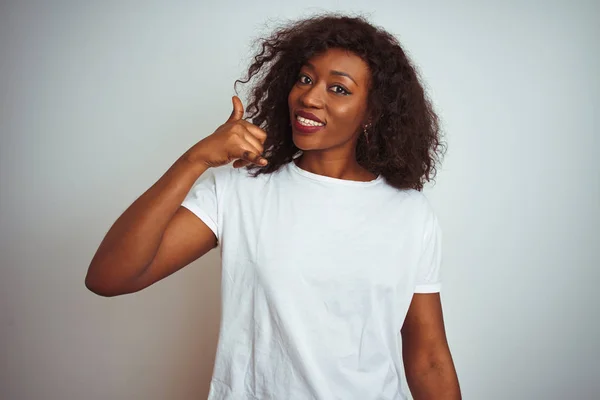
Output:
[288, 48, 371, 154]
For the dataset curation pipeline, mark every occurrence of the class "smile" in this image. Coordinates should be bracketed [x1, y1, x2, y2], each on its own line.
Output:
[296, 115, 325, 127]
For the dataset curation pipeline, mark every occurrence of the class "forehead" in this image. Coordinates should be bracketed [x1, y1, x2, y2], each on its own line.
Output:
[303, 48, 370, 83]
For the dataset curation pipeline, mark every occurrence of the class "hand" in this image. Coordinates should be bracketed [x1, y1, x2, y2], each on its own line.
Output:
[186, 96, 268, 168]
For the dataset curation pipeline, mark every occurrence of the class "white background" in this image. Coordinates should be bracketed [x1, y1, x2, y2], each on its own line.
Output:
[1, 1, 598, 399]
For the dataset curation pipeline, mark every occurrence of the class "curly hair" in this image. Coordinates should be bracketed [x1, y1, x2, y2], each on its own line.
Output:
[235, 14, 445, 191]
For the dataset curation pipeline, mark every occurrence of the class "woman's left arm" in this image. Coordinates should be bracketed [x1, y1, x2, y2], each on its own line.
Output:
[401, 293, 461, 399]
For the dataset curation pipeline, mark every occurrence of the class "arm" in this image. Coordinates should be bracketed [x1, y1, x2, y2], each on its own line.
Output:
[85, 96, 268, 297]
[401, 293, 461, 399]
[85, 157, 217, 297]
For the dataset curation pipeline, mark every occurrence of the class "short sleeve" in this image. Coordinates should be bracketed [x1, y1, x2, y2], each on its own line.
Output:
[414, 211, 442, 294]
[181, 167, 230, 243]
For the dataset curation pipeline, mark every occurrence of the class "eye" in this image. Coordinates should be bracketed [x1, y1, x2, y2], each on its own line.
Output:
[331, 85, 351, 96]
[298, 74, 312, 85]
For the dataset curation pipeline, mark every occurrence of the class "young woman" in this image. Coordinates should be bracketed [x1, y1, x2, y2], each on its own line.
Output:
[86, 14, 461, 399]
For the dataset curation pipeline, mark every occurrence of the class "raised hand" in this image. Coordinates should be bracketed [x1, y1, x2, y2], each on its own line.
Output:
[186, 96, 268, 168]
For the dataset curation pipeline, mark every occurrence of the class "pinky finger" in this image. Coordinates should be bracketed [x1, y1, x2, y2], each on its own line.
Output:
[240, 150, 268, 166]
[233, 159, 251, 168]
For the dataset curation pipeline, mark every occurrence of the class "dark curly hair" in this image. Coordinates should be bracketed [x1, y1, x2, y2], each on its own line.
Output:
[236, 14, 445, 191]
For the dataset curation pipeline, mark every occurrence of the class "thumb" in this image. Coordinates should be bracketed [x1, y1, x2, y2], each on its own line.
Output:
[227, 96, 244, 122]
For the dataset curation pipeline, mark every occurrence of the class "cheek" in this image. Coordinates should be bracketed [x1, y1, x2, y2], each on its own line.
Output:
[288, 87, 299, 109]
[334, 102, 366, 128]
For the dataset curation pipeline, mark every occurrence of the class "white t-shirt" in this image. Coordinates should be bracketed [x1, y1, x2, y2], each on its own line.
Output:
[182, 160, 442, 400]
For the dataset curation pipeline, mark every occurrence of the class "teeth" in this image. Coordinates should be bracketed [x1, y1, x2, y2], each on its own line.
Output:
[296, 115, 324, 127]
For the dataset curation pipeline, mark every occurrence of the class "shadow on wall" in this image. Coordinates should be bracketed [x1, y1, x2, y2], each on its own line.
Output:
[100, 249, 223, 399]
[168, 250, 222, 399]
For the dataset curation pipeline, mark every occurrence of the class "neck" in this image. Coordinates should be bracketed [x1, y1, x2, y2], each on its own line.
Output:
[295, 151, 376, 182]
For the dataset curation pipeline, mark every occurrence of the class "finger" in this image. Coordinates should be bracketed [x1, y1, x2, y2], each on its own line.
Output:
[242, 129, 265, 155]
[237, 147, 267, 166]
[227, 96, 244, 122]
[238, 120, 268, 143]
[232, 159, 251, 168]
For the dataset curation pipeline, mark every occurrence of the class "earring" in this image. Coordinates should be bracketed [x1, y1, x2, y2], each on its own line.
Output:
[363, 125, 370, 144]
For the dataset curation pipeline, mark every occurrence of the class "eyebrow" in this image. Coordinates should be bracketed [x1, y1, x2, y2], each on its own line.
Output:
[305, 62, 359, 86]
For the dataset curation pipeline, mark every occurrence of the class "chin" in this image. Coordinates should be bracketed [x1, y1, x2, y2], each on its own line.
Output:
[292, 133, 323, 151]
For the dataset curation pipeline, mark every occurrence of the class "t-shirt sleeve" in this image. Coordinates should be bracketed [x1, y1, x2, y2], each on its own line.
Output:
[181, 167, 229, 243]
[414, 208, 443, 294]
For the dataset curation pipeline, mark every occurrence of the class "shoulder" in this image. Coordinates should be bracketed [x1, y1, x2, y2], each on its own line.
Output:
[207, 165, 259, 186]
[204, 164, 286, 198]
[377, 184, 440, 234]
[405, 189, 439, 227]
[408, 190, 437, 217]
[380, 183, 435, 213]
[213, 165, 283, 181]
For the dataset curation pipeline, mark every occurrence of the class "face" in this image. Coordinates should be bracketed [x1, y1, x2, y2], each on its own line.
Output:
[288, 48, 371, 153]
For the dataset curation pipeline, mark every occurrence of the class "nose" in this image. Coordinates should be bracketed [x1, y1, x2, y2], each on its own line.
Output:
[299, 84, 325, 109]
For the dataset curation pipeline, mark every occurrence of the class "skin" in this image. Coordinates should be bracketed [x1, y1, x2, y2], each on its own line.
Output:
[85, 98, 267, 296]
[402, 293, 462, 399]
[85, 47, 460, 399]
[289, 48, 461, 398]
[288, 48, 376, 182]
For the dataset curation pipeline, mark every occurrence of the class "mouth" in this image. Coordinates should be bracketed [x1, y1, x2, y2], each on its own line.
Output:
[293, 110, 326, 134]
[295, 110, 325, 126]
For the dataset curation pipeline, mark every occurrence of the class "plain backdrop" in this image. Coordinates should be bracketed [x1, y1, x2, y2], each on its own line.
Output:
[1, 1, 599, 399]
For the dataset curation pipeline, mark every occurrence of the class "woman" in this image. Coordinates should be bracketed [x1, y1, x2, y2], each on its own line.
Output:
[86, 14, 461, 399]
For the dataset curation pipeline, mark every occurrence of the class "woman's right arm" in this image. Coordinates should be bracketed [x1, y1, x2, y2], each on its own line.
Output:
[85, 96, 267, 297]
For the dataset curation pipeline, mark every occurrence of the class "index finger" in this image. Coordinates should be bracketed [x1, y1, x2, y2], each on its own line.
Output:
[238, 120, 268, 142]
